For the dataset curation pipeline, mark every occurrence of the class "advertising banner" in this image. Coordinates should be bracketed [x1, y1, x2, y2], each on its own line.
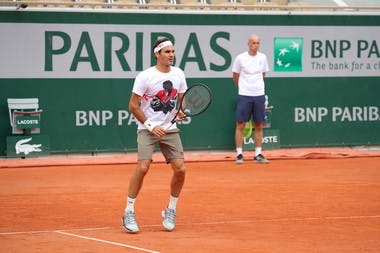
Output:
[0, 10, 379, 155]
[0, 23, 379, 78]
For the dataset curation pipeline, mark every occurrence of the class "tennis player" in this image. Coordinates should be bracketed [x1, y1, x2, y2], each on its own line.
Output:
[122, 38, 187, 233]
[232, 34, 270, 164]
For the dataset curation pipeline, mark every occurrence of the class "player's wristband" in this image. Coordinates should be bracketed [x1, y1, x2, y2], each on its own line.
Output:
[143, 119, 156, 132]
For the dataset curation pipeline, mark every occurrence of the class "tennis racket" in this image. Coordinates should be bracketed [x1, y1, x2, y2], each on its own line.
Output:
[167, 83, 212, 129]
[243, 120, 253, 139]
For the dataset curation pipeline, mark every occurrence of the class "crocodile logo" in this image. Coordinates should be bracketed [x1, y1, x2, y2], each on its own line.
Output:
[15, 138, 42, 155]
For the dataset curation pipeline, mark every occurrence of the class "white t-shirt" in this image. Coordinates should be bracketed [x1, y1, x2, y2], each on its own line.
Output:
[232, 51, 269, 96]
[132, 66, 187, 130]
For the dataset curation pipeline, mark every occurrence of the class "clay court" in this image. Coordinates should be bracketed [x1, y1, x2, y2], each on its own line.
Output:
[1, 150, 380, 253]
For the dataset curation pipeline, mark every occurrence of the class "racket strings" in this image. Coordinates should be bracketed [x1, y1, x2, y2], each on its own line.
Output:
[183, 85, 211, 116]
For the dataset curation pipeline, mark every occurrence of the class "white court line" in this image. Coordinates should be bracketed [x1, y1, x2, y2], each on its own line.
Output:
[1, 214, 380, 236]
[55, 231, 160, 253]
[334, 0, 348, 6]
[184, 214, 380, 226]
[0, 226, 114, 235]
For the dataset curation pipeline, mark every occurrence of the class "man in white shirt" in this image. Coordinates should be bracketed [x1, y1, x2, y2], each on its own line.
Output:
[232, 34, 270, 164]
[122, 38, 187, 233]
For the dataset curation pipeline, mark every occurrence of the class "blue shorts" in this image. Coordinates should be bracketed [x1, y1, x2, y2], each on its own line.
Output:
[236, 95, 265, 123]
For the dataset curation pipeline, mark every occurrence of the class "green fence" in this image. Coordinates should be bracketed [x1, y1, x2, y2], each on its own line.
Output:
[1, 10, 379, 156]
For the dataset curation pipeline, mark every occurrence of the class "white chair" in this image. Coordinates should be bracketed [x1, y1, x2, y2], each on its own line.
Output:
[7, 98, 43, 134]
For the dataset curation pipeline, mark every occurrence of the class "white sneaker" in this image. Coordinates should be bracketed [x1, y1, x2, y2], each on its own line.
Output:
[122, 211, 139, 233]
[161, 208, 176, 231]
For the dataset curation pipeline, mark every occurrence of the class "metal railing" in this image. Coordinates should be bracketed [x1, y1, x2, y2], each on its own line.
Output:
[1, 0, 380, 11]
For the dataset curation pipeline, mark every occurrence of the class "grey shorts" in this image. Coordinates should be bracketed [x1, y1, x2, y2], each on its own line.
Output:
[137, 129, 184, 163]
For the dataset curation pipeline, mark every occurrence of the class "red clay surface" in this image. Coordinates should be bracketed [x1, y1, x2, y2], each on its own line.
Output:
[1, 157, 380, 253]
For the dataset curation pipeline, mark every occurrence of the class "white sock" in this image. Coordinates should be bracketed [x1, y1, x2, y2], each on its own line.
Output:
[255, 147, 262, 157]
[236, 147, 243, 155]
[125, 196, 136, 213]
[168, 195, 179, 210]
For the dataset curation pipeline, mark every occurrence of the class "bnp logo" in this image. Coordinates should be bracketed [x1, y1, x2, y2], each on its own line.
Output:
[274, 38, 303, 72]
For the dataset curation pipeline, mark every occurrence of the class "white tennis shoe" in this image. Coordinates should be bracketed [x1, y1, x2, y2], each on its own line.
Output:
[162, 208, 176, 231]
[122, 211, 139, 233]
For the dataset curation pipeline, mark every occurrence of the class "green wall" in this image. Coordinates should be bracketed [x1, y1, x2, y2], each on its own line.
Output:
[1, 10, 379, 156]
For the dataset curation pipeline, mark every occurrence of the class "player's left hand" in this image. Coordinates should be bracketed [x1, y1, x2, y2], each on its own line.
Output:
[152, 126, 166, 137]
